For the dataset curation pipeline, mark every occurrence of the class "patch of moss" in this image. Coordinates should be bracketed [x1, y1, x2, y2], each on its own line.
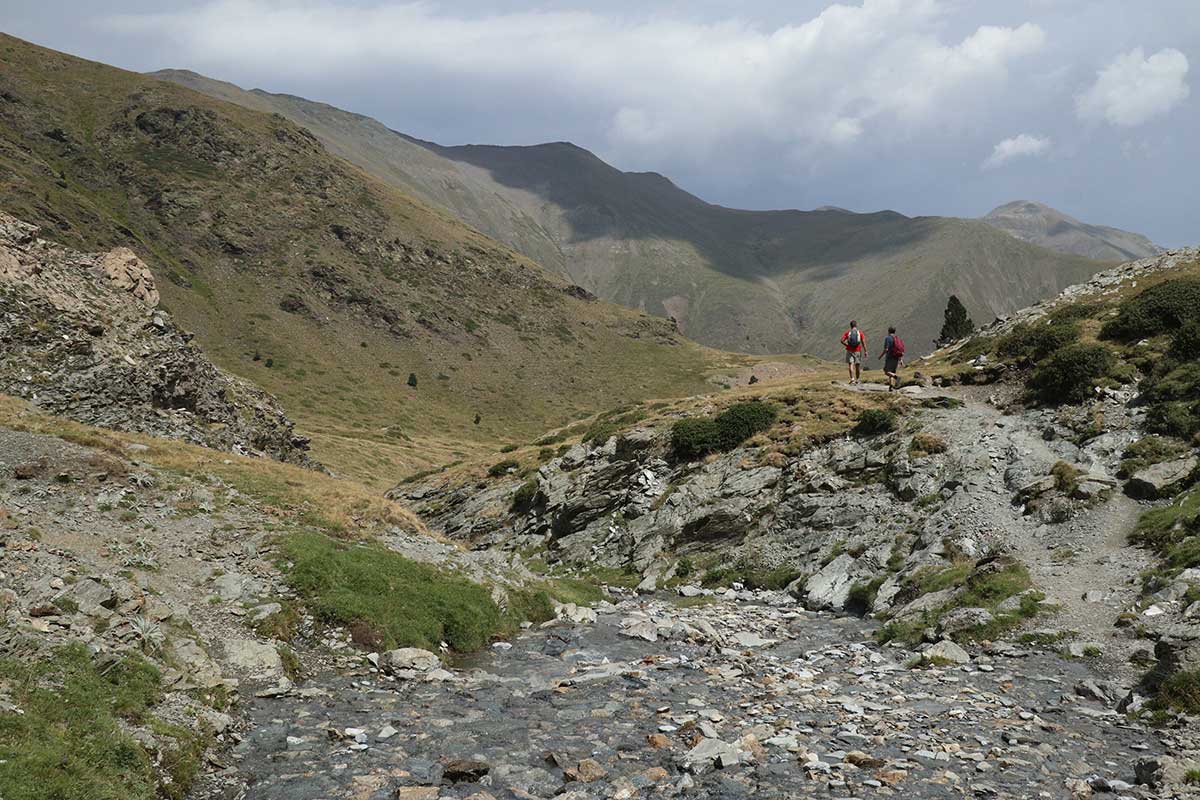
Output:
[671, 401, 777, 460]
[853, 408, 898, 436]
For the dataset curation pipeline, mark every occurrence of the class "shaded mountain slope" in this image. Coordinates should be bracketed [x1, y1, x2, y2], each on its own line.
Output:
[155, 70, 1104, 357]
[0, 35, 736, 485]
[982, 200, 1162, 262]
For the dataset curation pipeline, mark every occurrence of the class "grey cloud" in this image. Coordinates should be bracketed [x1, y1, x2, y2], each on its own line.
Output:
[0, 0, 1196, 245]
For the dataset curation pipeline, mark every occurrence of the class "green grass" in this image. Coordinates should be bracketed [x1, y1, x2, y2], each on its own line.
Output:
[699, 558, 802, 591]
[876, 560, 1037, 645]
[1120, 436, 1189, 477]
[280, 531, 511, 652]
[0, 643, 204, 800]
[1100, 278, 1200, 341]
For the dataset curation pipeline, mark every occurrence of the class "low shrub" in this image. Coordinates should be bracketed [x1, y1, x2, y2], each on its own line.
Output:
[487, 459, 519, 477]
[511, 478, 539, 512]
[853, 408, 898, 436]
[1101, 278, 1200, 341]
[996, 320, 1079, 365]
[1028, 343, 1116, 404]
[1142, 361, 1200, 440]
[671, 401, 776, 460]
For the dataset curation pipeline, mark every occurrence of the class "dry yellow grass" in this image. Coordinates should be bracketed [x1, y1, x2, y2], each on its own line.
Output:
[0, 394, 428, 539]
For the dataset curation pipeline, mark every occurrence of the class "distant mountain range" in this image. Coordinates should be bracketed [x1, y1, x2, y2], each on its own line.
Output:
[980, 200, 1162, 262]
[0, 34, 739, 482]
[153, 70, 1114, 358]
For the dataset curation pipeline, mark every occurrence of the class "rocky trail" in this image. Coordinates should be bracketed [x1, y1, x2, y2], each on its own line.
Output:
[216, 590, 1173, 800]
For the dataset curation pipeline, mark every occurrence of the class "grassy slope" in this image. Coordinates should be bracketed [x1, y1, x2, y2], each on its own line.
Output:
[153, 70, 1104, 358]
[0, 35, 746, 486]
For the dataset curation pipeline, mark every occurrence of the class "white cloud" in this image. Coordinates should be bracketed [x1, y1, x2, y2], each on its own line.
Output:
[105, 0, 1046, 162]
[1076, 47, 1190, 126]
[983, 133, 1052, 168]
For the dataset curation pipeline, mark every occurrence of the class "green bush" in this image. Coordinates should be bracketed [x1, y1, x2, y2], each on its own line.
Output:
[281, 532, 506, 652]
[1171, 320, 1200, 355]
[487, 459, 519, 477]
[853, 408, 898, 436]
[1028, 343, 1116, 404]
[511, 478, 539, 512]
[1101, 278, 1200, 341]
[1142, 361, 1200, 439]
[996, 321, 1079, 365]
[671, 418, 722, 460]
[670, 401, 776, 460]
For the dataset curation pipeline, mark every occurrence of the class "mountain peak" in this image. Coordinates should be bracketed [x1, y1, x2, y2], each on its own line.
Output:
[980, 200, 1161, 262]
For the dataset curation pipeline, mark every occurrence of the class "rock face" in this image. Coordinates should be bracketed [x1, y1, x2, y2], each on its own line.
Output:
[1124, 456, 1198, 500]
[0, 212, 314, 465]
[394, 388, 1144, 618]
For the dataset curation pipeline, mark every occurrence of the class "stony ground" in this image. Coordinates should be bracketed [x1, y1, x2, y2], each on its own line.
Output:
[205, 590, 1186, 800]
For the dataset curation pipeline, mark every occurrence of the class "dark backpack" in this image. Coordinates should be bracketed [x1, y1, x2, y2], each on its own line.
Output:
[847, 329, 861, 348]
[889, 335, 906, 358]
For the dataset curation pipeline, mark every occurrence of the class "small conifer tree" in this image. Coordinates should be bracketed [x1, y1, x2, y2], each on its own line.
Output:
[939, 295, 975, 342]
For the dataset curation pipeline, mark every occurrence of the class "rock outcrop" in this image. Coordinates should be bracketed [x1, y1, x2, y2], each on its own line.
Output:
[0, 212, 314, 465]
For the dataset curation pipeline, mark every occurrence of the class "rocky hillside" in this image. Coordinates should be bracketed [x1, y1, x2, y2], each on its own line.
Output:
[982, 200, 1163, 262]
[0, 34, 736, 485]
[0, 211, 312, 464]
[3, 248, 1199, 798]
[393, 247, 1200, 791]
[152, 69, 1104, 358]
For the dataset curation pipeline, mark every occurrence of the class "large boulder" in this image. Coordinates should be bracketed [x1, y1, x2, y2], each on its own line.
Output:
[1124, 456, 1198, 500]
[803, 554, 857, 611]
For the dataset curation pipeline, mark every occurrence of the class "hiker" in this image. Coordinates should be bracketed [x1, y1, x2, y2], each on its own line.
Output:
[878, 325, 905, 391]
[841, 320, 867, 385]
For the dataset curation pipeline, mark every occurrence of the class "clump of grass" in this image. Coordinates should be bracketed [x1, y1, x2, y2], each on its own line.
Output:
[853, 408, 898, 437]
[280, 532, 508, 652]
[846, 576, 886, 614]
[876, 559, 1037, 645]
[511, 478, 539, 512]
[1120, 436, 1189, 477]
[671, 401, 777, 461]
[908, 432, 947, 458]
[700, 557, 801, 591]
[0, 643, 204, 800]
[1150, 670, 1200, 715]
[1050, 460, 1082, 493]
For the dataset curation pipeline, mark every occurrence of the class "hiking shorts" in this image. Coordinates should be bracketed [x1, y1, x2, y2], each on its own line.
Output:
[845, 350, 863, 365]
[884, 355, 901, 374]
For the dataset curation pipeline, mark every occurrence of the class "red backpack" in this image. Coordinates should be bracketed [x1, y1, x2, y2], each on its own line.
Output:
[889, 335, 906, 358]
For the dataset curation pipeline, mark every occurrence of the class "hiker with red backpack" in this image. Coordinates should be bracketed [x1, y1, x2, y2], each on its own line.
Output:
[879, 326, 906, 391]
[841, 321, 867, 385]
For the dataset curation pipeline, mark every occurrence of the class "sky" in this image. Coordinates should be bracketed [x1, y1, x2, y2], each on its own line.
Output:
[2, 0, 1197, 245]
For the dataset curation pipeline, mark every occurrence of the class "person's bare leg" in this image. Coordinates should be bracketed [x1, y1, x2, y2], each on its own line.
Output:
[847, 361, 854, 383]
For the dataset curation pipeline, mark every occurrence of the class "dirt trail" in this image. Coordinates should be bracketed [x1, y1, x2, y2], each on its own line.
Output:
[844, 379, 1153, 676]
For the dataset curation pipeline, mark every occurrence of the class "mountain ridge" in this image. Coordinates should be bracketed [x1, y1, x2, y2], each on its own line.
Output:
[0, 34, 736, 484]
[981, 199, 1162, 262]
[151, 68, 1107, 358]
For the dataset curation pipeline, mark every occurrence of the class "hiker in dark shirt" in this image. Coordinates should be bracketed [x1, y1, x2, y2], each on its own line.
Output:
[878, 326, 905, 391]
